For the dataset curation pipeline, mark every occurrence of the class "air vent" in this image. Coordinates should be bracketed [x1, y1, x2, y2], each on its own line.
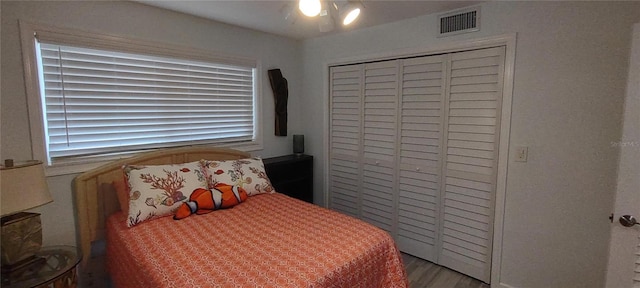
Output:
[438, 7, 480, 37]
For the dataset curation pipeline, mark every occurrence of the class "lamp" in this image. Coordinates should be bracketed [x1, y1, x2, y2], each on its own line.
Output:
[299, 0, 321, 17]
[0, 160, 52, 275]
[290, 0, 365, 33]
[340, 1, 364, 26]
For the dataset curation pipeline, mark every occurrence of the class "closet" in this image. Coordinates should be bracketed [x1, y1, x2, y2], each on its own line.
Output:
[328, 46, 505, 283]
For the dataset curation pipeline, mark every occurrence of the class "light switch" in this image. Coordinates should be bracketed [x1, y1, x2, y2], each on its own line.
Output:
[515, 146, 528, 162]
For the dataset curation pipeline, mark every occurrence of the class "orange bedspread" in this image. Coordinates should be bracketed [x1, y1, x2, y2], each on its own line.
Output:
[106, 193, 408, 288]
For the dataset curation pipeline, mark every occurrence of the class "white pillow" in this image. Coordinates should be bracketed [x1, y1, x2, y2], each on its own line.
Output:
[124, 161, 207, 227]
[201, 158, 274, 196]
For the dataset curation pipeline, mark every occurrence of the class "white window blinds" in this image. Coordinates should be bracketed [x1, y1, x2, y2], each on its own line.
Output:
[37, 42, 256, 163]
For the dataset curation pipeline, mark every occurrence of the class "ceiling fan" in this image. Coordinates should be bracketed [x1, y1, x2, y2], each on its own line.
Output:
[281, 0, 365, 33]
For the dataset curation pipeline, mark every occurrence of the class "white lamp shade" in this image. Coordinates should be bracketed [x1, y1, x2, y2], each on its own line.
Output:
[1, 161, 53, 216]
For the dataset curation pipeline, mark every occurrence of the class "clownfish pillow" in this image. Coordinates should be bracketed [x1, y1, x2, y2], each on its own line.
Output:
[174, 183, 248, 220]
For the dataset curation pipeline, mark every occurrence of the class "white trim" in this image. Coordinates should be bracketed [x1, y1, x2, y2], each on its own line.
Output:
[322, 63, 330, 208]
[326, 34, 515, 67]
[19, 20, 263, 176]
[253, 60, 265, 152]
[323, 33, 517, 286]
[19, 20, 48, 164]
[492, 33, 517, 288]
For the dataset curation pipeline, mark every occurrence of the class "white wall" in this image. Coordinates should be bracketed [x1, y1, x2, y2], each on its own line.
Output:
[1, 1, 303, 248]
[301, 2, 640, 287]
[3, 1, 639, 287]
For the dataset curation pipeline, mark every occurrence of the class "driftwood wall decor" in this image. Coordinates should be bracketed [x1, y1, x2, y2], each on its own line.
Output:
[268, 69, 288, 136]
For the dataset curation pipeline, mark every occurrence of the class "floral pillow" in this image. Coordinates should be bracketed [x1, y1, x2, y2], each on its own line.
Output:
[124, 161, 207, 227]
[201, 158, 274, 196]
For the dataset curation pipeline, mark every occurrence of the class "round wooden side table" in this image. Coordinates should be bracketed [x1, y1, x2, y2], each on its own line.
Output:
[1, 246, 81, 288]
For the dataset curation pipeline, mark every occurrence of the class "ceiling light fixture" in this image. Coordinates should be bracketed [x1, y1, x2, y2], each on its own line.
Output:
[288, 0, 365, 33]
[341, 1, 363, 26]
[299, 0, 322, 17]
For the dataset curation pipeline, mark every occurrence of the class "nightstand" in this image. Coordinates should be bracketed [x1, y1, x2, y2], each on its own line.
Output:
[263, 154, 313, 203]
[1, 246, 81, 288]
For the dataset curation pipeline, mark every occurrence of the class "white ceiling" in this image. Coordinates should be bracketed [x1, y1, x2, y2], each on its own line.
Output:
[135, 0, 479, 40]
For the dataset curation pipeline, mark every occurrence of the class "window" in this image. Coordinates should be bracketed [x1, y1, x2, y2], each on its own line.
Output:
[20, 21, 261, 174]
[37, 43, 256, 161]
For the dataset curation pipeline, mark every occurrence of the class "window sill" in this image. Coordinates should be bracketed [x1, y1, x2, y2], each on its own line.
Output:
[44, 142, 264, 177]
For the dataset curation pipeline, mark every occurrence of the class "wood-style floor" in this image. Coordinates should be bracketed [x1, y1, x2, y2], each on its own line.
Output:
[402, 253, 490, 288]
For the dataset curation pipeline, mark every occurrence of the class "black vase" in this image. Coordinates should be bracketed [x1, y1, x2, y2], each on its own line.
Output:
[293, 135, 304, 154]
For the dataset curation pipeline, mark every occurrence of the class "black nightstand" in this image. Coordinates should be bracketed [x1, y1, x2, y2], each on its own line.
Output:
[262, 155, 313, 203]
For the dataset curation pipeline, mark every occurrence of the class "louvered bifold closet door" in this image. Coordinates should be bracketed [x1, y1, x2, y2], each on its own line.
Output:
[361, 60, 399, 233]
[396, 55, 446, 262]
[634, 236, 640, 287]
[438, 46, 505, 282]
[329, 65, 363, 217]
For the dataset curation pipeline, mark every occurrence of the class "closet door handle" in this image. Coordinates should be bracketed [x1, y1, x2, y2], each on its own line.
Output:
[619, 215, 639, 227]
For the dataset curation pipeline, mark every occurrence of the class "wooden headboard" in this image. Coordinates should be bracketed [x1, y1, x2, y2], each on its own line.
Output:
[73, 146, 250, 266]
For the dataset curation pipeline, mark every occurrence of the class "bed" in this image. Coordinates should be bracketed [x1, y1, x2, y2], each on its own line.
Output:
[74, 146, 408, 287]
